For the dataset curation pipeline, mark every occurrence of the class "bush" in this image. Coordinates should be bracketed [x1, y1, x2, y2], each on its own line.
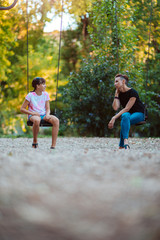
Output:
[61, 56, 118, 137]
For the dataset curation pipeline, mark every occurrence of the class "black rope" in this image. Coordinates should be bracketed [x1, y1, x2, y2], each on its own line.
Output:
[114, 0, 119, 72]
[136, 0, 153, 125]
[26, 0, 29, 93]
[0, 0, 18, 10]
[55, 0, 63, 115]
[145, 0, 153, 108]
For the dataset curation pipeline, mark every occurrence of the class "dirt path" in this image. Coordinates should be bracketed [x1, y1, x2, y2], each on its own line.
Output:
[0, 137, 160, 240]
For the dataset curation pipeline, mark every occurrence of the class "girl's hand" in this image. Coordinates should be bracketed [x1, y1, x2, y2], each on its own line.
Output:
[32, 112, 40, 117]
[44, 114, 51, 121]
[108, 117, 116, 129]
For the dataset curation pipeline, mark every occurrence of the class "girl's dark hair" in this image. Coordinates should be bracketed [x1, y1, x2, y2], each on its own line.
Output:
[32, 77, 46, 91]
[115, 74, 129, 84]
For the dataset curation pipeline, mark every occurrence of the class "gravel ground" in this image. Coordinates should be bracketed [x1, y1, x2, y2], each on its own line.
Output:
[0, 137, 160, 240]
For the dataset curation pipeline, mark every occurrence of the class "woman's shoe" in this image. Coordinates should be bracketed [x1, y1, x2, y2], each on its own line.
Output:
[119, 146, 125, 149]
[124, 144, 130, 149]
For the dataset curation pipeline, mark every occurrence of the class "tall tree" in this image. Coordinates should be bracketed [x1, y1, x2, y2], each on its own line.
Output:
[0, 0, 63, 134]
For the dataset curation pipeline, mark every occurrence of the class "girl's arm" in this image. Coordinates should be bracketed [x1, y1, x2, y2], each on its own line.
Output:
[45, 100, 50, 116]
[108, 97, 136, 129]
[20, 99, 40, 116]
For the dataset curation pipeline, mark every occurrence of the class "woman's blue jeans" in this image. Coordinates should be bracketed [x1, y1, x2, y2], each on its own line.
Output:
[119, 112, 145, 147]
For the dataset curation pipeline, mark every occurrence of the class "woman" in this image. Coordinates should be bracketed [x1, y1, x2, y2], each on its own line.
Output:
[108, 74, 145, 149]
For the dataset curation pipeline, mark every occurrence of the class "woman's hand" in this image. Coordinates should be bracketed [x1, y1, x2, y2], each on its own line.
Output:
[108, 117, 116, 129]
[115, 88, 120, 97]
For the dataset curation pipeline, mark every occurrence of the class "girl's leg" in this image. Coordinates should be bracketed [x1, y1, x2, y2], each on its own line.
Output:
[119, 112, 131, 148]
[44, 115, 59, 148]
[51, 117, 59, 148]
[30, 116, 41, 145]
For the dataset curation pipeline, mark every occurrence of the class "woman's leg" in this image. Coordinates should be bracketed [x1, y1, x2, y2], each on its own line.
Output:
[119, 112, 145, 149]
[119, 112, 131, 148]
[119, 130, 124, 148]
[130, 112, 145, 125]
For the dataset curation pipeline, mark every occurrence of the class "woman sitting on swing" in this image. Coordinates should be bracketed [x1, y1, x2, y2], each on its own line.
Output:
[108, 74, 145, 149]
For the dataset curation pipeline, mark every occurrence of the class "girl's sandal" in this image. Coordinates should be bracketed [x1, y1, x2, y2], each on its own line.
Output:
[124, 144, 130, 150]
[32, 143, 38, 148]
[50, 146, 55, 149]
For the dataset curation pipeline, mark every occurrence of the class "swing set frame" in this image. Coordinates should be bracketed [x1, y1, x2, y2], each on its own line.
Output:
[0, 0, 18, 10]
[0, 0, 153, 127]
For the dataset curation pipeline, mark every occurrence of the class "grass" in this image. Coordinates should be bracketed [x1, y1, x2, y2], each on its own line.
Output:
[0, 134, 51, 138]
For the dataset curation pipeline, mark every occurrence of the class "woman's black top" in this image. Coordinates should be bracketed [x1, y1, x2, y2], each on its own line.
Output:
[119, 88, 145, 114]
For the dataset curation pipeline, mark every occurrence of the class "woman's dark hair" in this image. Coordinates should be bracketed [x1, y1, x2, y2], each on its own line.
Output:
[32, 77, 46, 91]
[115, 74, 129, 84]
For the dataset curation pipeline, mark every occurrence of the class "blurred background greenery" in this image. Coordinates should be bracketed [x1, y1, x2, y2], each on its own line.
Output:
[0, 0, 159, 137]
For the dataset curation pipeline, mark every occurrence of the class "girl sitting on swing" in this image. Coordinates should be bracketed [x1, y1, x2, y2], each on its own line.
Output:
[21, 77, 59, 149]
[108, 74, 145, 149]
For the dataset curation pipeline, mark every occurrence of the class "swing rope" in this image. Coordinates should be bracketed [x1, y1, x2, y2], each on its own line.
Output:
[135, 0, 153, 126]
[114, 0, 119, 72]
[26, 0, 63, 127]
[145, 0, 153, 110]
[26, 0, 29, 93]
[55, 0, 63, 115]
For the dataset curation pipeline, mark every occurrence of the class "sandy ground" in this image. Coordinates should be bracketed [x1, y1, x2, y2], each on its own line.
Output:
[0, 137, 160, 240]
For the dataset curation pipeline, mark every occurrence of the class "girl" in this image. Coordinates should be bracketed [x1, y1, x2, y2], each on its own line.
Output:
[21, 77, 59, 149]
[108, 74, 145, 149]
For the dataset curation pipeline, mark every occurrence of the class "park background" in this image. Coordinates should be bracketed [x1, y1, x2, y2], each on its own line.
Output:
[0, 0, 159, 138]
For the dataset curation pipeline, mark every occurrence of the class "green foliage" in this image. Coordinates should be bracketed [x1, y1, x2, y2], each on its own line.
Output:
[88, 0, 140, 73]
[0, 0, 159, 137]
[61, 56, 118, 136]
[54, 0, 92, 21]
[86, 0, 160, 137]
[143, 54, 160, 137]
[61, 20, 91, 76]
[0, 0, 64, 135]
[61, 29, 81, 75]
[0, 2, 17, 80]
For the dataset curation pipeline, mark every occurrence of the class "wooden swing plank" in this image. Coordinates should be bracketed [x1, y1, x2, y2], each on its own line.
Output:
[135, 121, 146, 126]
[27, 120, 52, 127]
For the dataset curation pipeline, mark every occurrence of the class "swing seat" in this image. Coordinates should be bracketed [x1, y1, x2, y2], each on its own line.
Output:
[135, 109, 148, 126]
[135, 120, 146, 126]
[27, 120, 53, 127]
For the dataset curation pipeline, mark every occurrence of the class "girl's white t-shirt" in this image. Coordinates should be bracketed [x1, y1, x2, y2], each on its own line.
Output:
[26, 91, 50, 115]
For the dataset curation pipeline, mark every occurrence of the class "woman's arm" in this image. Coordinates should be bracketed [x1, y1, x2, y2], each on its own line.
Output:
[108, 97, 136, 129]
[20, 99, 40, 116]
[112, 89, 120, 111]
[113, 97, 136, 120]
